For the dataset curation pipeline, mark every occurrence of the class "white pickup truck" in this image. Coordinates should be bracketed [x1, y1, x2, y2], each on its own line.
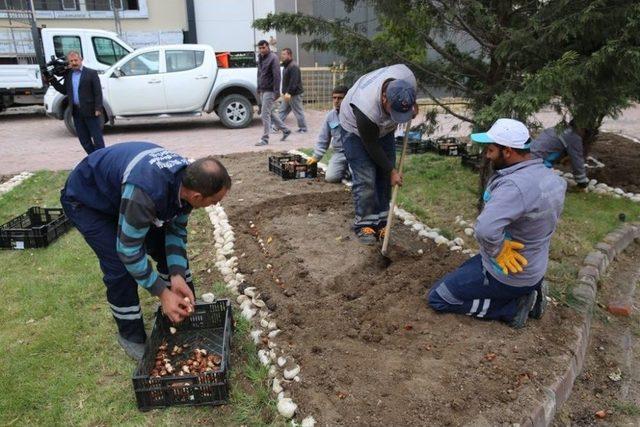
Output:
[45, 44, 258, 133]
[0, 28, 133, 111]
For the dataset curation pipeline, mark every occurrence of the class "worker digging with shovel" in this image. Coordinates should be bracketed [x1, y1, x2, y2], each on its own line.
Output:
[339, 64, 418, 246]
[427, 119, 567, 328]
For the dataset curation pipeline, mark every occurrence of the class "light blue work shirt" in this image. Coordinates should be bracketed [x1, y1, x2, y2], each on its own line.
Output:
[71, 67, 83, 106]
[475, 158, 567, 287]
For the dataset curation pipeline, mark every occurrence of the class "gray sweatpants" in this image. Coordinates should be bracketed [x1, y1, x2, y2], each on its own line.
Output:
[261, 91, 288, 143]
[325, 151, 350, 183]
[279, 94, 307, 131]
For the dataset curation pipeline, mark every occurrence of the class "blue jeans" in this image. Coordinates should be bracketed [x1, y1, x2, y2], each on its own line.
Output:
[73, 110, 105, 155]
[427, 255, 541, 323]
[342, 130, 396, 231]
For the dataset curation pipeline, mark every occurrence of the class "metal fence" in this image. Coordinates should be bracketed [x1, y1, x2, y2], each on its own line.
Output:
[300, 63, 347, 110]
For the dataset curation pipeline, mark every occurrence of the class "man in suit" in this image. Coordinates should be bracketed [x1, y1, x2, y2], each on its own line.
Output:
[49, 50, 105, 154]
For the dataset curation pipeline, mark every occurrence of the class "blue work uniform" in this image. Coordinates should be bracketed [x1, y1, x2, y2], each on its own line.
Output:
[530, 127, 588, 185]
[60, 142, 193, 343]
[313, 109, 350, 183]
[428, 159, 566, 323]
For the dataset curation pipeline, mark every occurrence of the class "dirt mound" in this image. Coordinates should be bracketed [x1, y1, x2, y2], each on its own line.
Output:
[559, 132, 640, 193]
[215, 152, 582, 425]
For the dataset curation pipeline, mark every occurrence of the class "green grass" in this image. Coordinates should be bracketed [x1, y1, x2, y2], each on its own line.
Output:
[0, 171, 278, 426]
[612, 400, 640, 416]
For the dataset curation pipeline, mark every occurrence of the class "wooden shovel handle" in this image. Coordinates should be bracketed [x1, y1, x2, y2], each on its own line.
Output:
[381, 120, 412, 255]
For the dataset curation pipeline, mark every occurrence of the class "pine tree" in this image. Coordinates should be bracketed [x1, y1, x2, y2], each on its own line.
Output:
[254, 1, 640, 134]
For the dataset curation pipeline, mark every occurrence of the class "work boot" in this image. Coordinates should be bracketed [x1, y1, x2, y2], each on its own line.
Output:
[530, 280, 548, 319]
[356, 227, 377, 245]
[297, 128, 308, 133]
[117, 334, 146, 361]
[509, 291, 537, 329]
[281, 129, 292, 141]
[255, 140, 269, 146]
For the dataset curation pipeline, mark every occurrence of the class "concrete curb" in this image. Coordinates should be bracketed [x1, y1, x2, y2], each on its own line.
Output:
[521, 222, 640, 426]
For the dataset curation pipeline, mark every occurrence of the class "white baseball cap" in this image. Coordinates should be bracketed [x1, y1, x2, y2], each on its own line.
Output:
[470, 118, 531, 149]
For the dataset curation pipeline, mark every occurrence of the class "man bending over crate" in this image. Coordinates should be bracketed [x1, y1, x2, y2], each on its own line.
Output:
[61, 142, 231, 360]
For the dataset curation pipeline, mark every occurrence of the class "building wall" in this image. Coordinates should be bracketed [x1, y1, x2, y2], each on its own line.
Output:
[1, 0, 187, 51]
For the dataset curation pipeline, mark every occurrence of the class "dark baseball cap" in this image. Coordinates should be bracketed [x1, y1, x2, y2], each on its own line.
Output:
[386, 79, 416, 123]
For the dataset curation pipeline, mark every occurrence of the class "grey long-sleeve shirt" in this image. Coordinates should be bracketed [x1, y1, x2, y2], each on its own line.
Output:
[531, 127, 588, 183]
[475, 158, 566, 287]
[313, 109, 344, 160]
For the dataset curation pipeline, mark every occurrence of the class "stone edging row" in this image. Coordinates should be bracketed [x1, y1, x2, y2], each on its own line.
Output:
[521, 222, 640, 426]
[204, 204, 316, 426]
[0, 172, 33, 196]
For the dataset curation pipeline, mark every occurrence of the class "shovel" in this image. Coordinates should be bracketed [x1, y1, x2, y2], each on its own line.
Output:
[380, 119, 412, 267]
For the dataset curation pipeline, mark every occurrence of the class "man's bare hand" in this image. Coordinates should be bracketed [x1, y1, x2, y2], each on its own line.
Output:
[95, 110, 101, 117]
[159, 288, 191, 323]
[170, 275, 194, 305]
[390, 169, 403, 187]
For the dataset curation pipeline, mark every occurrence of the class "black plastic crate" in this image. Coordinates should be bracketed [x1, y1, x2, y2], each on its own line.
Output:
[429, 137, 464, 156]
[395, 137, 428, 154]
[268, 154, 318, 180]
[461, 152, 482, 171]
[0, 207, 72, 249]
[132, 300, 233, 411]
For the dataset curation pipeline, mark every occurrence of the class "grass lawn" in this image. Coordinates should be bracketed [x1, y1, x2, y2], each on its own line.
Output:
[0, 171, 278, 426]
[303, 148, 640, 304]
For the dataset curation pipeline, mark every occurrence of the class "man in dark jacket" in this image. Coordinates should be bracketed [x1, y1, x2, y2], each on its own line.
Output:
[278, 48, 307, 133]
[255, 40, 291, 146]
[49, 50, 105, 154]
[60, 142, 231, 360]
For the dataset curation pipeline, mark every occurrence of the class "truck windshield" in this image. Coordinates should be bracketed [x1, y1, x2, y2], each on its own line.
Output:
[53, 35, 82, 58]
[92, 37, 130, 66]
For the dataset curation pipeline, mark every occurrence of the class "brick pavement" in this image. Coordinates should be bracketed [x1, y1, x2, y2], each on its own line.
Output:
[1, 104, 639, 175]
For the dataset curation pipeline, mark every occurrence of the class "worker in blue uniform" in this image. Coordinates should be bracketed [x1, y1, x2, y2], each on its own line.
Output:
[60, 142, 231, 360]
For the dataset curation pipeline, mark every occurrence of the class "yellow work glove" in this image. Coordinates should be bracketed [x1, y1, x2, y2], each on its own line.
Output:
[495, 240, 528, 275]
[306, 157, 318, 166]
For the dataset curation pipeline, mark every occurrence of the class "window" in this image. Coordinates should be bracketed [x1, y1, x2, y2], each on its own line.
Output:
[85, 0, 139, 11]
[92, 37, 129, 65]
[31, 0, 78, 10]
[53, 35, 82, 59]
[120, 50, 159, 76]
[165, 50, 204, 73]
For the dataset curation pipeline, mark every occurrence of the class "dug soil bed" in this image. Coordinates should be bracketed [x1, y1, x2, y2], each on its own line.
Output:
[209, 152, 583, 425]
[558, 132, 640, 193]
[554, 243, 640, 426]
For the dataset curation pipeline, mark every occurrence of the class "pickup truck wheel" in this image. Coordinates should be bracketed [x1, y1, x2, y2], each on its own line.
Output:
[63, 105, 77, 136]
[64, 105, 105, 136]
[218, 94, 253, 129]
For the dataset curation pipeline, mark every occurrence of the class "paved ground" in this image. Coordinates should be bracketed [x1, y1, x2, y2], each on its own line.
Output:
[1, 104, 639, 175]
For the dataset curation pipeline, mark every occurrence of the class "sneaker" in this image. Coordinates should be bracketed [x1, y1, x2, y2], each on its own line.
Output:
[281, 129, 292, 141]
[530, 280, 548, 319]
[356, 227, 377, 245]
[255, 140, 269, 146]
[117, 334, 146, 361]
[297, 128, 308, 133]
[509, 291, 538, 329]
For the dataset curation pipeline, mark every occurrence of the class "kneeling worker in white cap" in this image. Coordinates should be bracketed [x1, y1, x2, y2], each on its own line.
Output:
[427, 119, 567, 328]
